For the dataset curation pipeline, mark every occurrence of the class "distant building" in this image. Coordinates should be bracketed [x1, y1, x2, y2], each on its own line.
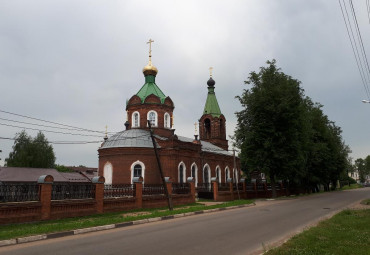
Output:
[98, 41, 240, 185]
[0, 167, 91, 183]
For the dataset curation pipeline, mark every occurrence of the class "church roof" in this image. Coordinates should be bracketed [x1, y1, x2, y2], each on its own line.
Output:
[177, 136, 232, 156]
[136, 75, 167, 103]
[100, 129, 160, 149]
[203, 77, 222, 117]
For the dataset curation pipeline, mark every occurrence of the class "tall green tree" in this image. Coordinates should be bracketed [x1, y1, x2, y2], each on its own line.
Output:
[234, 60, 308, 197]
[5, 130, 56, 168]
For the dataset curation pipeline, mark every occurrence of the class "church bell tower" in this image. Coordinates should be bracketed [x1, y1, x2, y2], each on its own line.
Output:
[199, 68, 228, 150]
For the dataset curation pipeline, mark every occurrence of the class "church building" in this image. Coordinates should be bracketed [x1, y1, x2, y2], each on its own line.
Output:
[98, 40, 240, 186]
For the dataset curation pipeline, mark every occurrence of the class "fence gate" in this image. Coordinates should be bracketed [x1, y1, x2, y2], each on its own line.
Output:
[196, 183, 213, 200]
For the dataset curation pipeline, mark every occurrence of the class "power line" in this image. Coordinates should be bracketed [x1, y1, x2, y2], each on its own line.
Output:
[0, 109, 118, 134]
[338, 0, 370, 99]
[0, 122, 102, 137]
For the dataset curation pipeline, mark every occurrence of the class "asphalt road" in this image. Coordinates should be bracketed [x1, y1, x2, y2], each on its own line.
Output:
[1, 188, 369, 255]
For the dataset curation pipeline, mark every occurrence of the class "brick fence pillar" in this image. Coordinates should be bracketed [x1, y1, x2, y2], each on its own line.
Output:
[211, 177, 218, 201]
[240, 178, 246, 199]
[133, 177, 143, 209]
[92, 176, 105, 213]
[227, 178, 234, 201]
[187, 177, 196, 203]
[38, 175, 54, 220]
[165, 177, 172, 196]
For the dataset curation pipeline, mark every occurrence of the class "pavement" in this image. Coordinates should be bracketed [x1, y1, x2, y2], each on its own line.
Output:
[0, 202, 255, 247]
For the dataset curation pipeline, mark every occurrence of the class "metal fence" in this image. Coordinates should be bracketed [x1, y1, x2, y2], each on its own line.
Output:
[0, 183, 40, 202]
[218, 183, 230, 191]
[51, 183, 95, 200]
[172, 183, 190, 194]
[143, 184, 165, 196]
[104, 184, 134, 198]
[196, 183, 213, 192]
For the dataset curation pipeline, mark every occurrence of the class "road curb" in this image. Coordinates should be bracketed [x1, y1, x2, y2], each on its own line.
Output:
[0, 202, 255, 247]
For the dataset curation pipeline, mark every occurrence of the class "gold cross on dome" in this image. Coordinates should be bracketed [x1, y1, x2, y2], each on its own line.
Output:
[209, 67, 213, 77]
[105, 125, 108, 137]
[194, 122, 198, 134]
[147, 39, 154, 56]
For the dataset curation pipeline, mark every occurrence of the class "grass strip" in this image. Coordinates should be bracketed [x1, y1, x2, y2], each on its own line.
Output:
[0, 199, 253, 241]
[340, 184, 364, 190]
[265, 208, 370, 255]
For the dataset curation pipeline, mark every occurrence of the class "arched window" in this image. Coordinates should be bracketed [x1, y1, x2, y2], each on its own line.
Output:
[132, 111, 140, 128]
[164, 113, 170, 128]
[216, 166, 221, 183]
[133, 164, 142, 178]
[191, 163, 198, 187]
[203, 164, 210, 184]
[130, 161, 145, 184]
[233, 168, 239, 183]
[204, 118, 211, 139]
[103, 162, 113, 185]
[147, 111, 158, 127]
[225, 167, 230, 183]
[178, 162, 186, 184]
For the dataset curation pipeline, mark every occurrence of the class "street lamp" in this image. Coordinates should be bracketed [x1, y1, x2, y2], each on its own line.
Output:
[362, 100, 370, 103]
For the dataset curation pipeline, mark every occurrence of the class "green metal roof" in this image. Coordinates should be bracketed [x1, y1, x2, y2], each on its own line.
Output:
[203, 87, 222, 117]
[136, 75, 166, 103]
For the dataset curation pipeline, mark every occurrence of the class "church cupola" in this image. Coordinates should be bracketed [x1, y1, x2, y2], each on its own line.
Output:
[199, 68, 228, 150]
[125, 39, 175, 138]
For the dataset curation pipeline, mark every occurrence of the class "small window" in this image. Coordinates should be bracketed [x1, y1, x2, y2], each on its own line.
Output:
[133, 164, 142, 177]
[147, 111, 158, 127]
[132, 112, 140, 128]
[164, 113, 170, 128]
[179, 165, 184, 184]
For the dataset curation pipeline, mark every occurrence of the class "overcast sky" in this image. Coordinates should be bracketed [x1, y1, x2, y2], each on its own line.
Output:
[1, 0, 370, 168]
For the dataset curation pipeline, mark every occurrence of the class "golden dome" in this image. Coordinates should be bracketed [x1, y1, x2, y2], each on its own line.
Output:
[143, 62, 158, 76]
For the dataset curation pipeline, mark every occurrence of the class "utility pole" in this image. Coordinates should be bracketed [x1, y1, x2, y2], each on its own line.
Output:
[232, 149, 240, 200]
[147, 120, 173, 211]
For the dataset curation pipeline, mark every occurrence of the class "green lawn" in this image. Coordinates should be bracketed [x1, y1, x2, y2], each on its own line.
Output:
[340, 183, 363, 190]
[265, 208, 370, 255]
[0, 199, 253, 241]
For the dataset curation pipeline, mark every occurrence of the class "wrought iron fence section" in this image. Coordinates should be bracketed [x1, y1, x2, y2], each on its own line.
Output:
[143, 184, 165, 196]
[104, 184, 134, 198]
[218, 183, 230, 191]
[196, 183, 213, 192]
[52, 183, 95, 200]
[0, 183, 39, 202]
[246, 184, 255, 191]
[172, 183, 190, 194]
[256, 183, 265, 191]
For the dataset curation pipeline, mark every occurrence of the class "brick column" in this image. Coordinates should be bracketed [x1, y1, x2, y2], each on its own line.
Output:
[187, 177, 196, 203]
[240, 178, 246, 199]
[92, 176, 105, 213]
[165, 177, 172, 196]
[211, 177, 218, 201]
[38, 175, 54, 220]
[133, 177, 143, 209]
[227, 178, 234, 201]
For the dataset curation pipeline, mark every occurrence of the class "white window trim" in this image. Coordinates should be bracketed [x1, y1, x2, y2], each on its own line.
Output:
[147, 110, 158, 127]
[203, 164, 211, 183]
[215, 166, 221, 183]
[164, 112, 170, 129]
[225, 166, 230, 183]
[130, 160, 145, 184]
[132, 111, 140, 128]
[190, 162, 198, 187]
[103, 162, 113, 185]
[233, 168, 239, 183]
[178, 161, 186, 183]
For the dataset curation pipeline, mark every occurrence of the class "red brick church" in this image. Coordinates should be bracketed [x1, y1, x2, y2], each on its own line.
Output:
[98, 41, 240, 185]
